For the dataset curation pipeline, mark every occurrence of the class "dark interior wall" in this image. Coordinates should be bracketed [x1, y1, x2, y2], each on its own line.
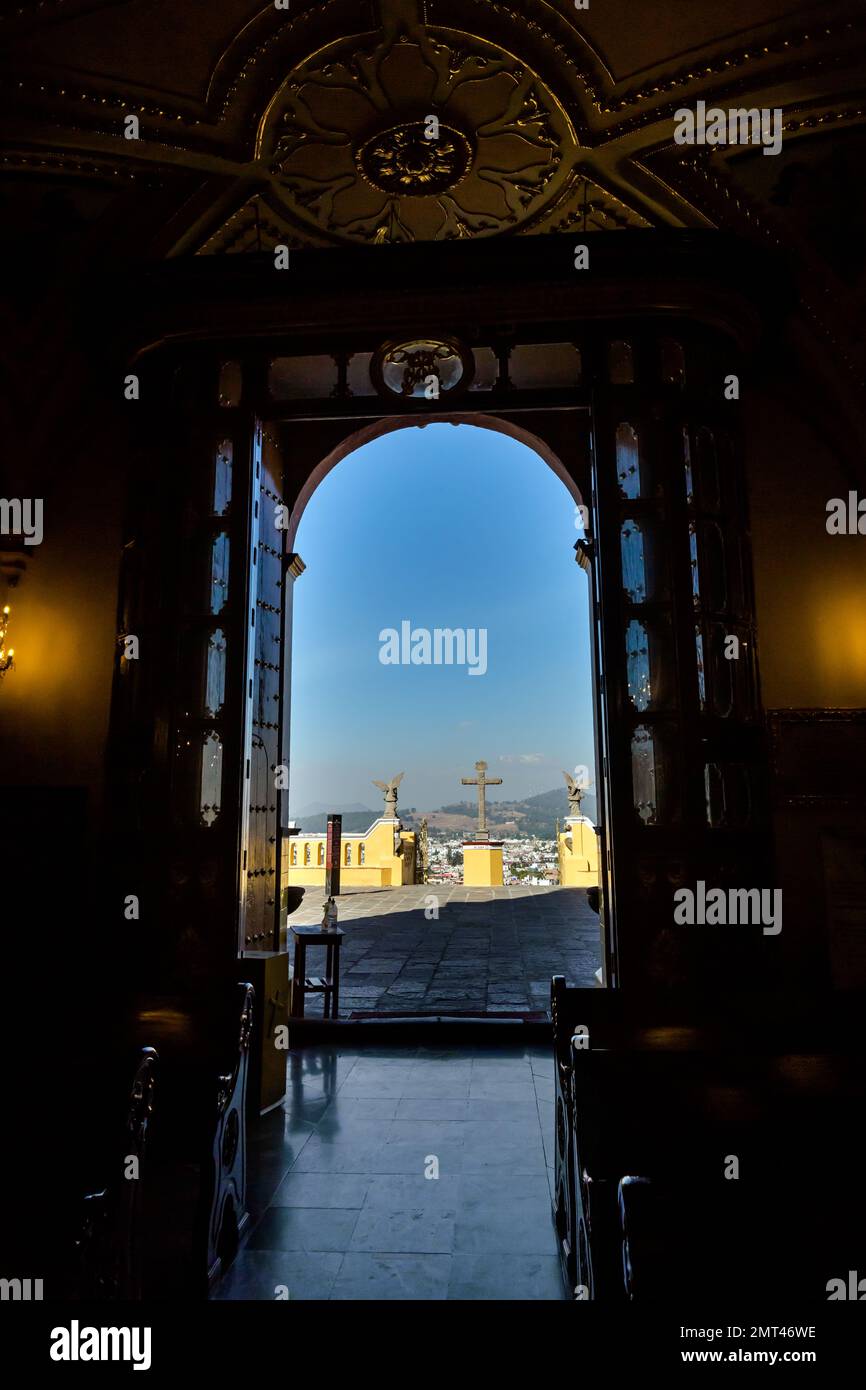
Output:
[1, 384, 129, 1045]
[1, 437, 124, 826]
[0, 199, 132, 850]
[746, 387, 866, 710]
[744, 382, 866, 989]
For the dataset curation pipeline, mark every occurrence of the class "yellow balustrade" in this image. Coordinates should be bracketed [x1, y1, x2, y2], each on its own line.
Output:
[285, 818, 417, 888]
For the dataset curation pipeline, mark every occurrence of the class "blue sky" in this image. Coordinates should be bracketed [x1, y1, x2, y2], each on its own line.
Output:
[289, 422, 595, 815]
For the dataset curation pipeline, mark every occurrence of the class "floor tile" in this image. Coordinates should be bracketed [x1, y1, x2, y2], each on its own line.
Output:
[401, 1071, 472, 1099]
[318, 1097, 399, 1124]
[461, 1142, 546, 1176]
[465, 1098, 539, 1123]
[395, 1097, 469, 1121]
[448, 1254, 565, 1301]
[368, 1138, 464, 1176]
[338, 1069, 415, 1098]
[217, 1039, 564, 1301]
[454, 1175, 554, 1254]
[270, 1171, 371, 1209]
[468, 1078, 537, 1101]
[291, 1137, 383, 1173]
[349, 1177, 460, 1254]
[330, 1252, 452, 1300]
[248, 1206, 360, 1253]
[213, 1250, 343, 1301]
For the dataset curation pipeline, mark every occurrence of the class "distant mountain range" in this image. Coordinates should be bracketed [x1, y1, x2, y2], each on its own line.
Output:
[405, 785, 597, 839]
[295, 801, 374, 818]
[293, 807, 378, 833]
[293, 787, 596, 839]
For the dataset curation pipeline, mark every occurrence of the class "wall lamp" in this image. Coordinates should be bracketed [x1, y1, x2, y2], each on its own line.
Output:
[0, 603, 14, 677]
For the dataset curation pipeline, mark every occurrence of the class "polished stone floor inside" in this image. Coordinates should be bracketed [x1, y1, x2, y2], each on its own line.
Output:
[285, 884, 599, 1018]
[214, 1042, 564, 1301]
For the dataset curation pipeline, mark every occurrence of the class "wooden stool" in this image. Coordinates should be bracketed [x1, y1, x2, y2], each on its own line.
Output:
[289, 926, 344, 1019]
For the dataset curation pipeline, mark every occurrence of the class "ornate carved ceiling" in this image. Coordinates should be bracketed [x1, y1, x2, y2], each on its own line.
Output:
[0, 0, 862, 471]
[251, 25, 604, 245]
[1, 0, 864, 261]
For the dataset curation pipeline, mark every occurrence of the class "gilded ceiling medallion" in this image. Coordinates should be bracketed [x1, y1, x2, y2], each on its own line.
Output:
[356, 121, 473, 196]
[260, 10, 579, 245]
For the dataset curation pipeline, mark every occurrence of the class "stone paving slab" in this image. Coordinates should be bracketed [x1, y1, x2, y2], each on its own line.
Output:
[286, 885, 600, 1019]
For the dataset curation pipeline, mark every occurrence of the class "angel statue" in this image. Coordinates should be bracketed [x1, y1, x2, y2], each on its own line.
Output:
[373, 771, 404, 819]
[562, 769, 588, 818]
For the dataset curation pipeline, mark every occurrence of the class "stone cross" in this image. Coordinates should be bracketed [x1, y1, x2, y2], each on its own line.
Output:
[461, 759, 502, 838]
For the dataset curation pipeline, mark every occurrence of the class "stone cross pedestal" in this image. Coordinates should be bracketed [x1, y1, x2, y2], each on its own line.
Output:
[461, 759, 504, 884]
[463, 840, 504, 887]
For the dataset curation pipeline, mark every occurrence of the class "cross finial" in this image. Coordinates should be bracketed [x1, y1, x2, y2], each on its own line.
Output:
[461, 758, 503, 838]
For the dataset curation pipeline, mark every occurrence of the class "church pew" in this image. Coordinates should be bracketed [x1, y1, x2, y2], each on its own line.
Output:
[76, 1047, 159, 1300]
[550, 975, 623, 1289]
[36, 982, 253, 1300]
[2, 789, 253, 1300]
[551, 978, 866, 1299]
[35, 1044, 160, 1301]
[133, 981, 254, 1296]
[581, 1039, 866, 1300]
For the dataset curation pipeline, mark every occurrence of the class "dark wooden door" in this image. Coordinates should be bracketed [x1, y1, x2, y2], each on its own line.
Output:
[108, 357, 288, 982]
[590, 325, 771, 995]
[237, 424, 287, 953]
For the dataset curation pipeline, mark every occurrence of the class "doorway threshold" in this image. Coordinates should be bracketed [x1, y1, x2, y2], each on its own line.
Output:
[288, 1010, 551, 1045]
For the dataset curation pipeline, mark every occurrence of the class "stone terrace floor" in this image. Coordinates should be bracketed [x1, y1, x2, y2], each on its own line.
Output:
[287, 884, 600, 1018]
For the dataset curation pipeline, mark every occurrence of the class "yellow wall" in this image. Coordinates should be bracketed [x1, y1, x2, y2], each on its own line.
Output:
[286, 818, 417, 888]
[463, 842, 504, 887]
[558, 817, 599, 888]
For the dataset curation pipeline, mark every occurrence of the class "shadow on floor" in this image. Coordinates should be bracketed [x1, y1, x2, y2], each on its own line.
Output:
[288, 885, 600, 1019]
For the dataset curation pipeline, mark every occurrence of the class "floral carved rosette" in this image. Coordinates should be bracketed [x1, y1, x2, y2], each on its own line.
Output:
[259, 25, 579, 244]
